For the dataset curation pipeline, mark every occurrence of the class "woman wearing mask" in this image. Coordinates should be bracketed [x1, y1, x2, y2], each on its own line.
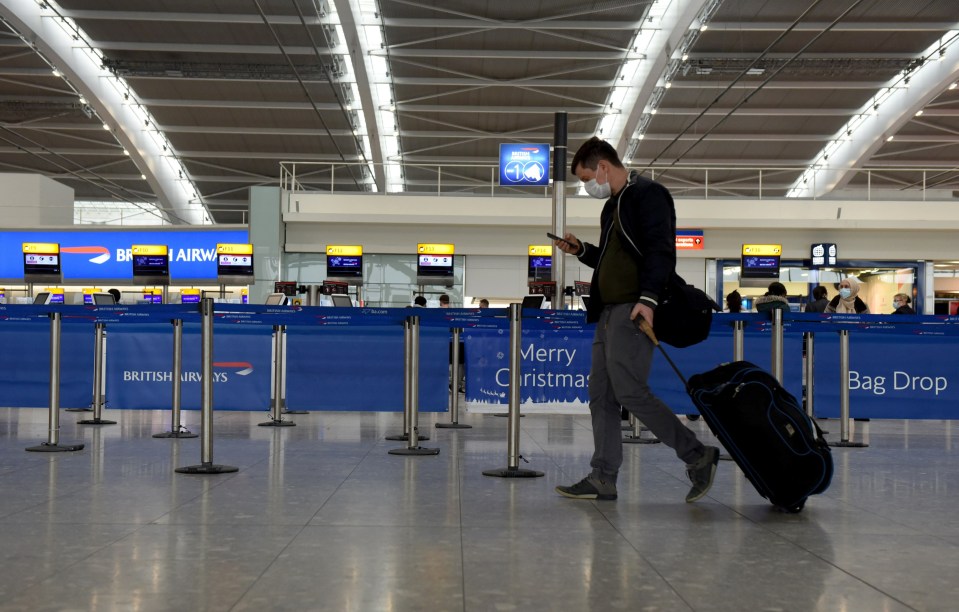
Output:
[892, 293, 915, 314]
[825, 277, 869, 313]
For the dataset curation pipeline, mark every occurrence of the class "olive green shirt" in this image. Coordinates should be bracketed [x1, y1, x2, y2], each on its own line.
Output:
[598, 212, 641, 304]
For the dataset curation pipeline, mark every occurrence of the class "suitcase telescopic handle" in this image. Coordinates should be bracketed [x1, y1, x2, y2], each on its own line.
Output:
[638, 319, 688, 388]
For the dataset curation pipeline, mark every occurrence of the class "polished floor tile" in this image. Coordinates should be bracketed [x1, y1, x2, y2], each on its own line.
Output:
[0, 406, 956, 611]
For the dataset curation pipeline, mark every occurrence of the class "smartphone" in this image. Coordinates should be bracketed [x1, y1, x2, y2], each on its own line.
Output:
[546, 232, 574, 247]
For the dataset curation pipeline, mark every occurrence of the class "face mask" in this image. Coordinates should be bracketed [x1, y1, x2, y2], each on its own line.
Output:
[893, 301, 902, 309]
[839, 288, 852, 299]
[584, 166, 611, 199]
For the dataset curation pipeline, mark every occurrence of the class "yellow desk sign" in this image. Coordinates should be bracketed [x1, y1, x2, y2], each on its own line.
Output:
[741, 244, 781, 256]
[23, 242, 59, 254]
[217, 243, 253, 255]
[529, 245, 552, 256]
[131, 244, 168, 256]
[327, 245, 363, 256]
[82, 288, 102, 295]
[418, 243, 454, 255]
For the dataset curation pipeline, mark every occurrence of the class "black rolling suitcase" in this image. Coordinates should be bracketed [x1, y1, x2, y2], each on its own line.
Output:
[642, 322, 833, 512]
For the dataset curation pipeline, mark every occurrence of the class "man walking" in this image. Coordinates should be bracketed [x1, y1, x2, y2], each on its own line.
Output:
[552, 137, 719, 503]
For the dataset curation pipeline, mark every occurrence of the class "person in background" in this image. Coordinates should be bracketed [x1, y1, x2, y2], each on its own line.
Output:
[725, 290, 742, 313]
[755, 281, 790, 315]
[413, 295, 427, 307]
[805, 286, 829, 313]
[892, 293, 915, 315]
[438, 294, 451, 308]
[478, 298, 489, 308]
[107, 288, 122, 304]
[551, 136, 718, 504]
[825, 277, 869, 313]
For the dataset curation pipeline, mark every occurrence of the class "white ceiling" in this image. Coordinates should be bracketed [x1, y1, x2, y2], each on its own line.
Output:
[0, 0, 956, 224]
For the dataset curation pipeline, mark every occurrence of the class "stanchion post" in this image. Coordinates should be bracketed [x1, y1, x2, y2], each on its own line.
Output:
[436, 327, 471, 429]
[483, 303, 543, 477]
[260, 325, 295, 427]
[733, 319, 745, 362]
[834, 329, 867, 448]
[771, 308, 783, 383]
[387, 317, 428, 441]
[804, 332, 815, 418]
[154, 318, 196, 438]
[623, 412, 660, 444]
[27, 311, 84, 452]
[78, 323, 116, 425]
[176, 298, 239, 473]
[390, 314, 439, 455]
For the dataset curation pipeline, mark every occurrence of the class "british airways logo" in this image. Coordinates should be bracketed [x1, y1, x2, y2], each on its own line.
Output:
[61, 245, 111, 264]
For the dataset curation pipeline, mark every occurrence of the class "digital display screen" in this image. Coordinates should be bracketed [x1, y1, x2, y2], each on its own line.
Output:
[217, 254, 254, 278]
[417, 254, 454, 277]
[528, 255, 552, 280]
[23, 253, 60, 276]
[132, 254, 169, 277]
[48, 293, 64, 304]
[326, 255, 363, 278]
[741, 255, 781, 278]
[180, 293, 200, 304]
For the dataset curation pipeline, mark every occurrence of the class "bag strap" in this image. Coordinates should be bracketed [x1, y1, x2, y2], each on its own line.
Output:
[638, 319, 688, 388]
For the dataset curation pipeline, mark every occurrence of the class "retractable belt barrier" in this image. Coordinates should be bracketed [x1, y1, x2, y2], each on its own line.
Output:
[6, 305, 959, 421]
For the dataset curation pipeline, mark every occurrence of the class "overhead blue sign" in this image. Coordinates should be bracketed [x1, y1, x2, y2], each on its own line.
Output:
[499, 143, 549, 186]
[0, 229, 248, 281]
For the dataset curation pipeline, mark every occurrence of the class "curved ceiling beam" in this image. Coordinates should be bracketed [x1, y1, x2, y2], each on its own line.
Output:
[601, 0, 710, 154]
[0, 0, 210, 224]
[788, 33, 959, 198]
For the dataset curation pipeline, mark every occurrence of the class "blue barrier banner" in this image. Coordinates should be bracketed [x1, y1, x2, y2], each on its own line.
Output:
[0, 320, 94, 408]
[813, 331, 959, 419]
[463, 319, 806, 415]
[464, 327, 593, 413]
[105, 323, 272, 410]
[284, 325, 449, 412]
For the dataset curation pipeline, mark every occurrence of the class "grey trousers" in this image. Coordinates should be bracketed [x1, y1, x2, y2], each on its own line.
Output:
[589, 303, 705, 482]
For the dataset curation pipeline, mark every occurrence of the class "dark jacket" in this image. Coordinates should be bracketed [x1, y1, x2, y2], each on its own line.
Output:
[576, 175, 676, 324]
[893, 305, 915, 315]
[805, 298, 828, 313]
[755, 295, 790, 315]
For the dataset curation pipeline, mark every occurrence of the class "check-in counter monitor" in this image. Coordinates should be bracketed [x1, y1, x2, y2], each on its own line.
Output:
[131, 245, 170, 286]
[416, 243, 454, 287]
[326, 245, 364, 286]
[330, 294, 353, 307]
[22, 242, 62, 284]
[91, 293, 116, 305]
[216, 243, 254, 285]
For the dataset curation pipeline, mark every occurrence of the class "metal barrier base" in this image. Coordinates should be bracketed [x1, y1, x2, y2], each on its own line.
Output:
[175, 463, 239, 474]
[385, 433, 430, 441]
[153, 431, 199, 439]
[388, 446, 440, 455]
[482, 467, 544, 478]
[258, 420, 296, 427]
[435, 422, 472, 429]
[77, 418, 117, 425]
[26, 442, 84, 452]
[833, 441, 869, 447]
[623, 435, 660, 444]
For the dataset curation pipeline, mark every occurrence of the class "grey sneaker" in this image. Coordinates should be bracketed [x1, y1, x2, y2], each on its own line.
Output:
[685, 446, 719, 503]
[556, 476, 617, 500]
